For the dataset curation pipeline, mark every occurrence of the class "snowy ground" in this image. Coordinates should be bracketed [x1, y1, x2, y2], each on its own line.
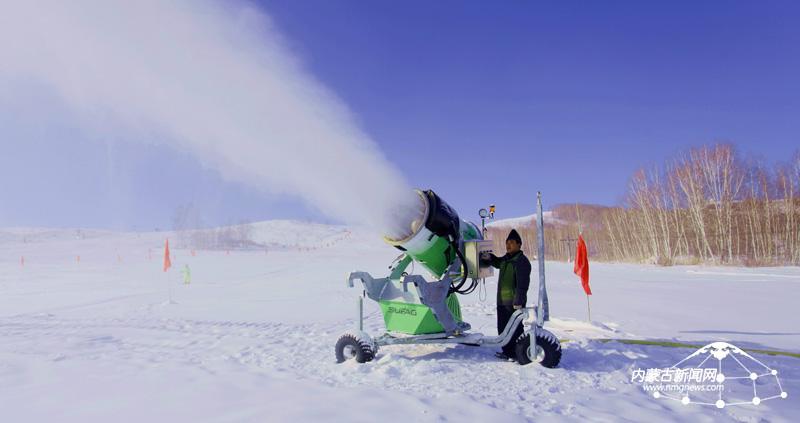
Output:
[0, 221, 797, 422]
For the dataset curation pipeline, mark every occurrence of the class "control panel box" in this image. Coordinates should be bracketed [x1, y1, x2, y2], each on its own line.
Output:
[464, 240, 495, 279]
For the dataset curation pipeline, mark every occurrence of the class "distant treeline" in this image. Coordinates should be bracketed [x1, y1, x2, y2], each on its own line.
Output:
[486, 144, 800, 266]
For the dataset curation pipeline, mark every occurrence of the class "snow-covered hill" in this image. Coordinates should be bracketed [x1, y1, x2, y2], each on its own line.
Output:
[0, 222, 797, 422]
[486, 211, 564, 228]
[248, 219, 353, 250]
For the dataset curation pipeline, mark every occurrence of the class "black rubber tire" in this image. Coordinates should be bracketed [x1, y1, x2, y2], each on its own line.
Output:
[335, 334, 376, 363]
[514, 330, 561, 368]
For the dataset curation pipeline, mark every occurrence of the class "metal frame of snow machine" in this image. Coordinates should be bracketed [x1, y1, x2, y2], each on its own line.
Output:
[335, 191, 562, 368]
[335, 265, 561, 368]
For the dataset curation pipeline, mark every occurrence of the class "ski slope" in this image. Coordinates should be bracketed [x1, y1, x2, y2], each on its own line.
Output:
[0, 222, 797, 422]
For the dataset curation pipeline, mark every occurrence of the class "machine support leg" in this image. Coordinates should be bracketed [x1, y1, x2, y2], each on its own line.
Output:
[536, 192, 550, 325]
[357, 295, 364, 332]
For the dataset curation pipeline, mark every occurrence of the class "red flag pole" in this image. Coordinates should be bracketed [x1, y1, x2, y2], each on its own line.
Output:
[575, 203, 591, 322]
[587, 294, 591, 322]
[163, 238, 172, 272]
[163, 238, 174, 304]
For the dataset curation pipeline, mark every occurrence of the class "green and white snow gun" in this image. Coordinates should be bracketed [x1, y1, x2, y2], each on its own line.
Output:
[337, 189, 561, 367]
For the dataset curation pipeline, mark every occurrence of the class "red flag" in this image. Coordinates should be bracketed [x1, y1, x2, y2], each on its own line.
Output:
[163, 238, 172, 272]
[573, 235, 591, 295]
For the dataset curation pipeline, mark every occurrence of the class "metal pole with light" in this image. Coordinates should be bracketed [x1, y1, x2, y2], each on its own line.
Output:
[478, 208, 488, 237]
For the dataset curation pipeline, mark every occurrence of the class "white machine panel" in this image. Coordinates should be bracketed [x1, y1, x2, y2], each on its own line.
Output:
[464, 240, 495, 279]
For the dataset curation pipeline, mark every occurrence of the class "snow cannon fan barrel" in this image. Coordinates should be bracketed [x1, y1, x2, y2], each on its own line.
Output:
[383, 190, 486, 282]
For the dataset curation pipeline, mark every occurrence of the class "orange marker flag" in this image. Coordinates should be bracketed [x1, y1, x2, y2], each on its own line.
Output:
[163, 238, 172, 272]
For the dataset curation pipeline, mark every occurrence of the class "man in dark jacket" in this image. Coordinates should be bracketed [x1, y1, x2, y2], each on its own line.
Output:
[482, 229, 531, 360]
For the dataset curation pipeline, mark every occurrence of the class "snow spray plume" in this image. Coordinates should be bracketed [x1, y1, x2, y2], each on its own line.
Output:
[0, 0, 418, 238]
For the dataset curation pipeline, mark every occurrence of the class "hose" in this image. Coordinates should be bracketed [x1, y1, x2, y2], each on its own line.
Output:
[478, 278, 487, 302]
[448, 240, 477, 295]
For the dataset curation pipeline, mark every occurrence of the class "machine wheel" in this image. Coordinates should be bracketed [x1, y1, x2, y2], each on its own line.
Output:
[514, 329, 561, 368]
[335, 333, 376, 363]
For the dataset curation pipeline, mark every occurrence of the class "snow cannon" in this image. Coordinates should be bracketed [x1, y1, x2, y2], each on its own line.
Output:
[336, 189, 562, 368]
[383, 189, 484, 281]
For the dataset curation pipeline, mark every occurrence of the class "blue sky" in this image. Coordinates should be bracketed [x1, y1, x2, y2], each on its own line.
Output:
[1, 1, 798, 229]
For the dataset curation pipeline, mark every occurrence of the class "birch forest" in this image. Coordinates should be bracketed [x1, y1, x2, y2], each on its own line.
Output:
[485, 144, 800, 266]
